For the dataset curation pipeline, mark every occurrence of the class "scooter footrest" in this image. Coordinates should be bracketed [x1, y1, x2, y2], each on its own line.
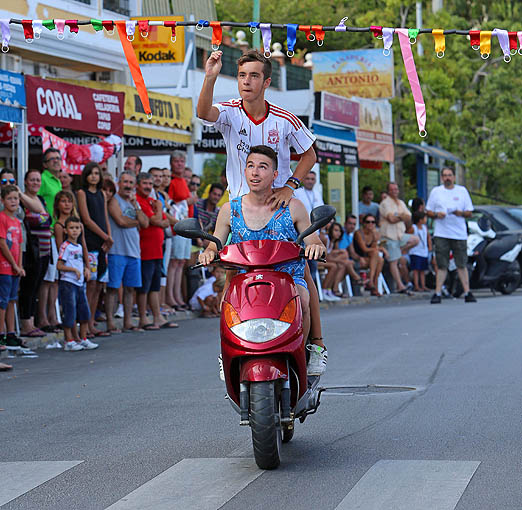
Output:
[281, 417, 293, 424]
[239, 420, 250, 426]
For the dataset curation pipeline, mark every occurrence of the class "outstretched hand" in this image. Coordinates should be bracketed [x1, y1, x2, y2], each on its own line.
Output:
[205, 51, 223, 79]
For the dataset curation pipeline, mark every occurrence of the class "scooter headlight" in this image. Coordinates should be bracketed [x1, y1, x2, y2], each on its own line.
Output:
[231, 318, 290, 343]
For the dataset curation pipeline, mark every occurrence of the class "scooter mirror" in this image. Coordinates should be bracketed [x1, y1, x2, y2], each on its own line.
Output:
[173, 218, 223, 251]
[296, 205, 337, 244]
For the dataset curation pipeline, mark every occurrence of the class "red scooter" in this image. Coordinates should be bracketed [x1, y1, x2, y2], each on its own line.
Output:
[175, 205, 335, 469]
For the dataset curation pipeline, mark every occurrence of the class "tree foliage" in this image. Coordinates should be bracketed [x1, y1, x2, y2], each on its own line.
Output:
[214, 0, 522, 203]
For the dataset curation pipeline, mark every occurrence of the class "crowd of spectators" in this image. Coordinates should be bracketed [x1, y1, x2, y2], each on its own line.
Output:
[0, 148, 226, 371]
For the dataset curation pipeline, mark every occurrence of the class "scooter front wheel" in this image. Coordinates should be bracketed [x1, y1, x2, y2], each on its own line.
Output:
[250, 381, 282, 469]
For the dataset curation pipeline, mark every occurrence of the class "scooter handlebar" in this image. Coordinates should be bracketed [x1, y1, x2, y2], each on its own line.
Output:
[190, 256, 220, 271]
[299, 248, 326, 263]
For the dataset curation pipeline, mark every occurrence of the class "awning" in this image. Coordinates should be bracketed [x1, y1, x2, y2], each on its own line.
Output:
[397, 142, 466, 165]
[312, 122, 358, 167]
[0, 70, 26, 124]
[55, 79, 192, 144]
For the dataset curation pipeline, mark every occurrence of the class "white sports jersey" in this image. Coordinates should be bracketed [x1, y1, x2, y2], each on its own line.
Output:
[208, 99, 316, 198]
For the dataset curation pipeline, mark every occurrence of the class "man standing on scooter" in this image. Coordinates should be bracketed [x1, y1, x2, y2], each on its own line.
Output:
[197, 50, 327, 370]
[199, 146, 328, 375]
[426, 167, 476, 303]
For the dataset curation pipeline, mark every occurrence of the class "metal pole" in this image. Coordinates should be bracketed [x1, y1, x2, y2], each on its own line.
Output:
[252, 0, 260, 50]
[351, 166, 359, 227]
[389, 162, 395, 181]
[416, 2, 424, 56]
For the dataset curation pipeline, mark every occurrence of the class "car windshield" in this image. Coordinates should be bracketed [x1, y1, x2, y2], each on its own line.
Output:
[504, 208, 522, 226]
[471, 208, 522, 232]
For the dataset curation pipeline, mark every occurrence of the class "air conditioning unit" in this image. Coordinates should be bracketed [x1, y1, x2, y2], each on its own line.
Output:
[1, 54, 22, 73]
[95, 70, 112, 82]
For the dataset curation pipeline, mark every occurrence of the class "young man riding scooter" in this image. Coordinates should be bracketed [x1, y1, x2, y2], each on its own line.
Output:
[198, 146, 328, 375]
[197, 49, 327, 365]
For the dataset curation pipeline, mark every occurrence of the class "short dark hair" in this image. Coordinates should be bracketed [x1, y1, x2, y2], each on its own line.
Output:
[346, 214, 357, 222]
[247, 145, 278, 171]
[362, 185, 373, 194]
[42, 147, 60, 164]
[441, 167, 455, 176]
[1, 184, 18, 198]
[412, 210, 426, 224]
[237, 50, 272, 80]
[0, 168, 15, 179]
[148, 167, 162, 174]
[209, 183, 225, 195]
[81, 162, 102, 191]
[65, 216, 81, 228]
[363, 214, 376, 224]
[24, 169, 41, 182]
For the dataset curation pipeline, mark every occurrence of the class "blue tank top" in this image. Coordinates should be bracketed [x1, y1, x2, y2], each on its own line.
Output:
[229, 196, 307, 288]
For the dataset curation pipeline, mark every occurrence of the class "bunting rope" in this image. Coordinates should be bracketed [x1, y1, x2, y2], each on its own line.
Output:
[3, 17, 522, 136]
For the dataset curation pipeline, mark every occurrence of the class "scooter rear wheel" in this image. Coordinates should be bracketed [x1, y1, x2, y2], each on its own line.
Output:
[250, 381, 282, 469]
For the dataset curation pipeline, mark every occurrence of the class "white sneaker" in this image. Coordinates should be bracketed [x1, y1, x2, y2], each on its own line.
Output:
[307, 344, 328, 376]
[80, 338, 99, 350]
[64, 341, 84, 352]
[323, 290, 340, 302]
[114, 304, 124, 318]
[45, 341, 62, 349]
[218, 354, 225, 381]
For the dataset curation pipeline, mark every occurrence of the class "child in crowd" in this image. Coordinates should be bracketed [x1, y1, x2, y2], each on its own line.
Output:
[189, 266, 226, 316]
[57, 217, 98, 351]
[199, 276, 226, 318]
[410, 211, 431, 292]
[0, 185, 29, 351]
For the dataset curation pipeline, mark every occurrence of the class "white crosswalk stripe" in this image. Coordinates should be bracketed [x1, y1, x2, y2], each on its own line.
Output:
[334, 460, 480, 510]
[0, 461, 83, 507]
[105, 458, 263, 510]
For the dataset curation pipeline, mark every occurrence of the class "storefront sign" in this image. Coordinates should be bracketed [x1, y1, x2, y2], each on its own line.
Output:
[131, 16, 185, 65]
[315, 91, 359, 129]
[26, 76, 124, 136]
[312, 49, 394, 99]
[0, 70, 26, 123]
[316, 139, 358, 167]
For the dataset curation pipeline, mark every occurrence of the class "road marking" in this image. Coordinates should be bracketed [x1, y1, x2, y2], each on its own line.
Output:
[0, 461, 83, 507]
[335, 460, 480, 510]
[106, 458, 263, 510]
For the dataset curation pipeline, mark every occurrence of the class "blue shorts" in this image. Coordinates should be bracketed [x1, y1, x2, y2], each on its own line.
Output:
[58, 280, 91, 327]
[138, 259, 162, 294]
[108, 255, 142, 289]
[410, 254, 429, 271]
[0, 275, 19, 309]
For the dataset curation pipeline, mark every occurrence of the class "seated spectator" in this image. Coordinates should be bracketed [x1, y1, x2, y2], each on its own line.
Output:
[353, 214, 386, 297]
[339, 215, 357, 250]
[358, 186, 380, 223]
[202, 169, 229, 207]
[57, 217, 98, 351]
[325, 222, 362, 297]
[189, 266, 226, 312]
[195, 183, 224, 234]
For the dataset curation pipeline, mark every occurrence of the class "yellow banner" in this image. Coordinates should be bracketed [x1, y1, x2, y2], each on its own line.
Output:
[131, 16, 185, 65]
[55, 79, 192, 143]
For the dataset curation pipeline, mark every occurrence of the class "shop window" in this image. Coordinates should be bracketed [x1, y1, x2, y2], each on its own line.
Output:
[103, 0, 130, 15]
[74, 0, 91, 4]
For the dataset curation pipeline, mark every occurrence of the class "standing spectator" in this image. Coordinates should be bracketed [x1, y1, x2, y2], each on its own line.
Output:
[184, 167, 193, 185]
[352, 214, 386, 296]
[168, 153, 193, 310]
[340, 215, 357, 251]
[59, 171, 74, 193]
[379, 182, 418, 294]
[379, 190, 388, 203]
[124, 155, 142, 175]
[57, 217, 97, 351]
[294, 170, 324, 215]
[161, 168, 171, 194]
[410, 211, 431, 291]
[202, 169, 229, 207]
[102, 178, 116, 201]
[135, 173, 177, 329]
[189, 174, 201, 196]
[426, 167, 476, 303]
[0, 185, 27, 351]
[19, 170, 52, 338]
[38, 149, 63, 333]
[358, 185, 380, 223]
[195, 183, 224, 234]
[106, 172, 149, 332]
[77, 162, 113, 338]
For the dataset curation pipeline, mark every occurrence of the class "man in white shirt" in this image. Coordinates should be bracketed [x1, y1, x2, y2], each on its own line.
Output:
[294, 170, 324, 215]
[426, 167, 476, 303]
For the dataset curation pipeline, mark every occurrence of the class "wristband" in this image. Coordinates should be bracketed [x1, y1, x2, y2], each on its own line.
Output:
[284, 183, 295, 192]
[287, 177, 300, 188]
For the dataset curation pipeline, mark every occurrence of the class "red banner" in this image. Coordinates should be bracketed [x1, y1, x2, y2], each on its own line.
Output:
[41, 128, 83, 175]
[25, 76, 124, 136]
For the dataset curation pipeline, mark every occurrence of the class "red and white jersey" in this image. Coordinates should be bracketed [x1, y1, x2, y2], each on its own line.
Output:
[208, 99, 315, 198]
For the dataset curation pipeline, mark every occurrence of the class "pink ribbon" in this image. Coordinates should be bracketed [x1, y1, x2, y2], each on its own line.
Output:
[55, 19, 65, 39]
[396, 29, 426, 137]
[518, 31, 522, 55]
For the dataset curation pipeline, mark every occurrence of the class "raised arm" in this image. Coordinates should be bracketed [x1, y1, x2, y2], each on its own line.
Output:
[199, 202, 231, 265]
[196, 51, 222, 122]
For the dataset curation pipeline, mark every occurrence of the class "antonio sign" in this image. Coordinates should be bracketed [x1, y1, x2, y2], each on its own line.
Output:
[131, 16, 185, 65]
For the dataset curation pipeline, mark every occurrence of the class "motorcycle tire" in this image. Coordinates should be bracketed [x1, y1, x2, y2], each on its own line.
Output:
[496, 273, 521, 295]
[250, 381, 282, 470]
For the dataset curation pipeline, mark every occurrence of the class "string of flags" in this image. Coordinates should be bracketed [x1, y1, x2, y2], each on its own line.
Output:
[2, 17, 521, 137]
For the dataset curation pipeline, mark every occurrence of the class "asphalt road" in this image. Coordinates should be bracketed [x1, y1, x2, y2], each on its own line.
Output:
[1, 291, 522, 509]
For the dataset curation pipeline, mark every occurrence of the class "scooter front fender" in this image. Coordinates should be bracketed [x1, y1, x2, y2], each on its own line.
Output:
[240, 358, 288, 382]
